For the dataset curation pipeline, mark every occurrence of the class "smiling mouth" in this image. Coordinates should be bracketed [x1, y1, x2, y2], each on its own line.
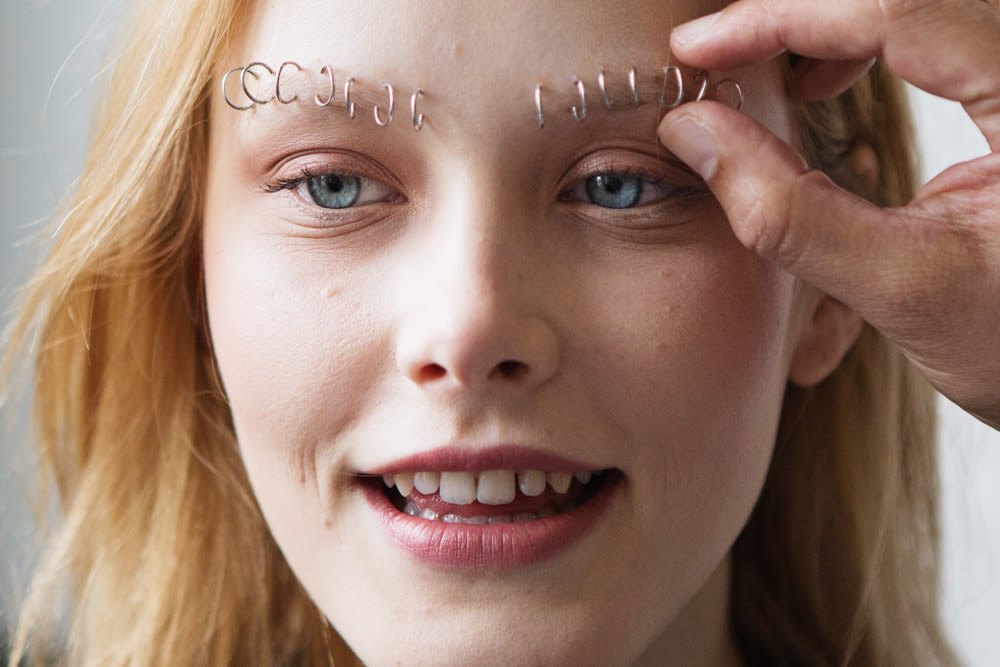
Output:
[379, 469, 615, 525]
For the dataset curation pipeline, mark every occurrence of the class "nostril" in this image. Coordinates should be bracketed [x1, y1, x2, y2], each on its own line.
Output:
[416, 363, 447, 383]
[494, 360, 528, 381]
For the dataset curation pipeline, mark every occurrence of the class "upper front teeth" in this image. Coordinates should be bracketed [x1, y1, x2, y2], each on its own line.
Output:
[382, 469, 597, 505]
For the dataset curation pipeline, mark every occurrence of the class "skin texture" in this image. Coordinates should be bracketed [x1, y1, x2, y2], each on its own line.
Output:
[660, 0, 1000, 429]
[203, 1, 859, 664]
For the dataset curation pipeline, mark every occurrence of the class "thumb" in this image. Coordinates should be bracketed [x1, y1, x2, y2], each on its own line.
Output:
[657, 101, 906, 322]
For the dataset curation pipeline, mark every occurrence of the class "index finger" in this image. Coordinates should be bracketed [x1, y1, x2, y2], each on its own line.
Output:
[671, 0, 1000, 145]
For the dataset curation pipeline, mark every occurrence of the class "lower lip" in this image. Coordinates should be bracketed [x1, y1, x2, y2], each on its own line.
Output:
[360, 473, 622, 571]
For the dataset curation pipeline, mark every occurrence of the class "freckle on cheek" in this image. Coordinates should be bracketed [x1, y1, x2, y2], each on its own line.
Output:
[321, 286, 340, 299]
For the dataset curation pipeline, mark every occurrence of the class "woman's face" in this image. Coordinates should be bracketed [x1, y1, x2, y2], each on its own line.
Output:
[204, 0, 808, 664]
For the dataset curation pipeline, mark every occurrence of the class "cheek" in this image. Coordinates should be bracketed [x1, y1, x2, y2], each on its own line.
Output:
[201, 203, 385, 508]
[575, 235, 796, 568]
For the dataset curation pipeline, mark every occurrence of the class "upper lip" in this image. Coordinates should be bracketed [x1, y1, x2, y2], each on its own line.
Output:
[362, 444, 610, 475]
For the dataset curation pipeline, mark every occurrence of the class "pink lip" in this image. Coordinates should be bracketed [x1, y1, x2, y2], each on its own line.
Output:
[363, 444, 607, 474]
[359, 471, 621, 571]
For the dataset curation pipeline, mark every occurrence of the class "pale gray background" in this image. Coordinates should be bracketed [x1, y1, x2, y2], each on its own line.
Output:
[1, 0, 997, 663]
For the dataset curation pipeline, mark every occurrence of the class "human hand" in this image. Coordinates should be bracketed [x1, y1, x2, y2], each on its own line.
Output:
[658, 0, 1000, 429]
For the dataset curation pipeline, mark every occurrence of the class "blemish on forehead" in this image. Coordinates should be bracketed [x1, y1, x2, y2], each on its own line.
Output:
[453, 43, 464, 57]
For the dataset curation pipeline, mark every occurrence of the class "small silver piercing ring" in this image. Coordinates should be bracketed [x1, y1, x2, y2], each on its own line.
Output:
[693, 70, 710, 102]
[571, 77, 587, 122]
[659, 65, 684, 109]
[276, 61, 301, 104]
[344, 77, 357, 118]
[374, 83, 394, 126]
[535, 83, 545, 128]
[410, 90, 424, 131]
[242, 61, 275, 105]
[714, 78, 745, 111]
[223, 67, 254, 110]
[598, 69, 612, 110]
[628, 67, 639, 106]
[314, 65, 335, 107]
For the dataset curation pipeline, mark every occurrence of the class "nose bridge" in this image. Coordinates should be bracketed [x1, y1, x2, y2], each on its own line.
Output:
[394, 165, 559, 391]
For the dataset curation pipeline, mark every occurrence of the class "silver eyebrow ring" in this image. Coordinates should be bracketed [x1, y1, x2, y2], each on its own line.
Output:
[659, 65, 684, 110]
[314, 64, 335, 106]
[241, 61, 275, 105]
[692, 70, 711, 101]
[534, 83, 545, 128]
[374, 83, 394, 126]
[410, 89, 424, 131]
[343, 77, 357, 118]
[571, 77, 587, 121]
[598, 69, 612, 110]
[275, 61, 301, 104]
[222, 66, 255, 110]
[714, 78, 745, 111]
[627, 66, 640, 107]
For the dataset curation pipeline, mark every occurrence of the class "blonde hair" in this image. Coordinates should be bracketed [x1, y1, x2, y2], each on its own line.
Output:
[4, 1, 956, 665]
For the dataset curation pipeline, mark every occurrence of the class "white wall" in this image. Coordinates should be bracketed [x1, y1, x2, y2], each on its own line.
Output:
[1, 1, 997, 662]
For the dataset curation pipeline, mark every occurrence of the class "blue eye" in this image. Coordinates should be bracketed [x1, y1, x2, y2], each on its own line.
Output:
[306, 174, 361, 209]
[264, 168, 399, 211]
[585, 173, 643, 209]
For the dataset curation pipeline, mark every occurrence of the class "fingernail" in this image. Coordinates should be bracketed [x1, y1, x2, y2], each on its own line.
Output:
[672, 10, 722, 47]
[659, 116, 718, 180]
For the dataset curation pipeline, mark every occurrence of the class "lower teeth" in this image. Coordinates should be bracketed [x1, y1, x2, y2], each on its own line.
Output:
[404, 501, 556, 524]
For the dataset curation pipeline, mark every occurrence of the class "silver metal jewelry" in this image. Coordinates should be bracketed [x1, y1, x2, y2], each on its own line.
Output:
[314, 64, 335, 106]
[627, 66, 639, 107]
[241, 61, 275, 105]
[343, 77, 357, 118]
[222, 66, 254, 110]
[598, 69, 612, 110]
[276, 61, 301, 104]
[410, 89, 424, 131]
[534, 83, 545, 128]
[659, 65, 684, 109]
[692, 70, 710, 102]
[714, 78, 745, 111]
[374, 83, 394, 126]
[571, 77, 587, 121]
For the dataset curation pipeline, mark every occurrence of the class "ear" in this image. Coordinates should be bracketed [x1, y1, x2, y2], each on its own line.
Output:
[788, 291, 863, 387]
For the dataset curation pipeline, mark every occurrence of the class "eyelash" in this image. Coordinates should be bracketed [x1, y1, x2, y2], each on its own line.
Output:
[262, 161, 704, 217]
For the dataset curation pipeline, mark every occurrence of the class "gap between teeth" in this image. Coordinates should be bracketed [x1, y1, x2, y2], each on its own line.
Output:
[382, 470, 596, 505]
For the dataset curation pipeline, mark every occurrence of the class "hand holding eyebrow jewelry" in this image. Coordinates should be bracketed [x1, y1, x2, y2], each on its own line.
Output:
[660, 0, 1000, 429]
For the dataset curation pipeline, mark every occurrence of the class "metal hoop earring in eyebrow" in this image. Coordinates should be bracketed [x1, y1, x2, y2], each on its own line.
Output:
[410, 90, 424, 131]
[374, 83, 395, 126]
[692, 70, 710, 101]
[571, 77, 587, 122]
[714, 78, 745, 111]
[343, 77, 357, 118]
[223, 67, 255, 110]
[314, 64, 335, 106]
[659, 65, 684, 110]
[534, 83, 545, 128]
[276, 61, 302, 104]
[598, 69, 612, 110]
[627, 67, 640, 107]
[242, 61, 275, 105]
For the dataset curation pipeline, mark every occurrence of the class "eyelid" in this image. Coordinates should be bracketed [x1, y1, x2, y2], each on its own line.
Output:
[262, 152, 406, 208]
[558, 149, 707, 203]
[264, 150, 404, 194]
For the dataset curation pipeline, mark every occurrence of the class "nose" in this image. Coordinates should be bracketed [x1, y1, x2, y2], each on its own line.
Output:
[394, 201, 560, 394]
